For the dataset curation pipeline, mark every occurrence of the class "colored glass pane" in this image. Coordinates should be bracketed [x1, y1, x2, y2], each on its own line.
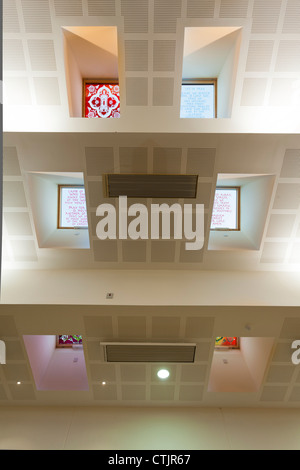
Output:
[215, 337, 238, 348]
[84, 83, 120, 118]
[58, 335, 82, 346]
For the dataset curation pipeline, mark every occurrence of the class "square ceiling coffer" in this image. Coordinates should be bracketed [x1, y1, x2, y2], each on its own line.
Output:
[101, 342, 196, 363]
[103, 174, 198, 198]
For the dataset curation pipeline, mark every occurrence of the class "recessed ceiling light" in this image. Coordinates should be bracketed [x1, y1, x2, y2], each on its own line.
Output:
[102, 381, 106, 385]
[17, 381, 21, 385]
[157, 369, 170, 379]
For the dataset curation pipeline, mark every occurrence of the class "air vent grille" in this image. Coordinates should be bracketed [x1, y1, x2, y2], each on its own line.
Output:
[103, 174, 198, 198]
[101, 342, 196, 363]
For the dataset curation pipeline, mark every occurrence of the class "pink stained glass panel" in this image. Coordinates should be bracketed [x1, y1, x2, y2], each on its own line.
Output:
[84, 83, 120, 118]
[58, 335, 82, 346]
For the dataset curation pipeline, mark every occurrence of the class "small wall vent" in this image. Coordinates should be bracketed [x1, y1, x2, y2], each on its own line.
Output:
[101, 342, 196, 363]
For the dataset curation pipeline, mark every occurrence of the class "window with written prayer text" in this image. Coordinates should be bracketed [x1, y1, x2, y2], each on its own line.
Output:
[84, 82, 120, 118]
[180, 81, 216, 119]
[210, 187, 240, 230]
[58, 185, 88, 229]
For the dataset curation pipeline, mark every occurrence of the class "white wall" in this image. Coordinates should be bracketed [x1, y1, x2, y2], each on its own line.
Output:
[0, 406, 300, 450]
[2, 269, 300, 307]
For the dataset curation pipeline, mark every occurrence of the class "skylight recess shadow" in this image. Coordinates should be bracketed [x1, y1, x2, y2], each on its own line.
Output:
[26, 172, 90, 249]
[180, 26, 242, 118]
[208, 337, 274, 393]
[208, 174, 275, 251]
[23, 335, 89, 391]
[63, 26, 119, 118]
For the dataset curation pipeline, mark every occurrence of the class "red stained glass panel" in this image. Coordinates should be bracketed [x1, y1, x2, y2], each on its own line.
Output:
[215, 337, 239, 348]
[84, 82, 120, 118]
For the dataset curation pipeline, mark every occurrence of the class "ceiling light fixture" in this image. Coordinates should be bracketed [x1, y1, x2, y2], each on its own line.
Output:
[157, 369, 170, 380]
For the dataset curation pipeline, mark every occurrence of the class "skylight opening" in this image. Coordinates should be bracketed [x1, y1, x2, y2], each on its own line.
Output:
[210, 187, 240, 231]
[180, 79, 217, 119]
[58, 185, 88, 229]
[83, 80, 120, 118]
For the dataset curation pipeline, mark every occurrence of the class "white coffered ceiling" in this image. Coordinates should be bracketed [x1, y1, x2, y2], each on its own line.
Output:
[1, 0, 300, 408]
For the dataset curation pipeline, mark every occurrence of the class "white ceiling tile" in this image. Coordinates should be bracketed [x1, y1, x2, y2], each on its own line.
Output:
[154, 0, 182, 33]
[153, 78, 174, 106]
[125, 40, 148, 72]
[266, 214, 296, 238]
[121, 0, 149, 33]
[54, 0, 83, 16]
[246, 40, 274, 72]
[34, 77, 60, 106]
[153, 40, 176, 72]
[187, 0, 215, 18]
[283, 0, 300, 33]
[179, 384, 203, 401]
[260, 241, 289, 263]
[260, 385, 287, 401]
[219, 0, 248, 18]
[273, 183, 300, 210]
[280, 149, 300, 178]
[87, 0, 116, 16]
[3, 147, 21, 176]
[93, 240, 118, 262]
[4, 212, 33, 237]
[252, 0, 282, 34]
[241, 78, 267, 106]
[27, 39, 57, 71]
[3, 0, 20, 33]
[122, 384, 146, 400]
[3, 181, 27, 208]
[126, 78, 148, 106]
[21, 0, 52, 33]
[3, 39, 26, 71]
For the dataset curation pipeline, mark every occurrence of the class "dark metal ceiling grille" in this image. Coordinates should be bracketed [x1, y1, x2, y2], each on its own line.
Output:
[102, 343, 196, 363]
[103, 174, 198, 198]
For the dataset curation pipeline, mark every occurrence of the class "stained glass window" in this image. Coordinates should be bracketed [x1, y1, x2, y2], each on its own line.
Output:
[57, 335, 83, 347]
[84, 81, 120, 119]
[215, 337, 239, 349]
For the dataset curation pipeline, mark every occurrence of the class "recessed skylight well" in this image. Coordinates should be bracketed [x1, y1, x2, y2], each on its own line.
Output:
[181, 26, 243, 118]
[62, 26, 119, 118]
[26, 172, 90, 249]
[208, 174, 275, 251]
